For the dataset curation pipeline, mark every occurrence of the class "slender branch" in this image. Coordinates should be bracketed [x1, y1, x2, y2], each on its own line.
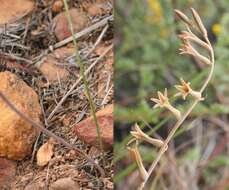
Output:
[139, 9, 215, 189]
[0, 91, 105, 177]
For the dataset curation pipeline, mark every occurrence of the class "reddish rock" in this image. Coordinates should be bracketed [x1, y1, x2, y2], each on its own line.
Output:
[38, 47, 75, 83]
[0, 158, 16, 188]
[74, 104, 113, 150]
[53, 9, 88, 41]
[0, 71, 41, 160]
[0, 0, 34, 25]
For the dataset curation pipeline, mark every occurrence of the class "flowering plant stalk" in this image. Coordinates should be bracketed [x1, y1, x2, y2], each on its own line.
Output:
[127, 8, 215, 190]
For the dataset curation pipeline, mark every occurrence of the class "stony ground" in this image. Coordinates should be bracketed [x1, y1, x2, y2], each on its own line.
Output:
[0, 0, 113, 189]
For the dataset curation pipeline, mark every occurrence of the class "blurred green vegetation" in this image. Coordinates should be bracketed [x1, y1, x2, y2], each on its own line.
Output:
[115, 0, 229, 189]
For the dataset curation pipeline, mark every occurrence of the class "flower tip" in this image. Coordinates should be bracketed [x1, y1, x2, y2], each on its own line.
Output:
[174, 9, 191, 26]
[134, 123, 140, 129]
[190, 7, 207, 36]
[190, 8, 198, 18]
[190, 7, 195, 12]
[130, 131, 136, 136]
[164, 88, 168, 96]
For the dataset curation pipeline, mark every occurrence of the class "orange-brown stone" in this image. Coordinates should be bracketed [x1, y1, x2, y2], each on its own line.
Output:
[38, 47, 76, 83]
[0, 71, 41, 160]
[74, 104, 113, 150]
[0, 0, 34, 25]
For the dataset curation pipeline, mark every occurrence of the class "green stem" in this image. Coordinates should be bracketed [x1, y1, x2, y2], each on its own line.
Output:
[63, 0, 105, 167]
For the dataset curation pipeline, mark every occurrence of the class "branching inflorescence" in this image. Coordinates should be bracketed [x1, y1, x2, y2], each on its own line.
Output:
[127, 8, 215, 190]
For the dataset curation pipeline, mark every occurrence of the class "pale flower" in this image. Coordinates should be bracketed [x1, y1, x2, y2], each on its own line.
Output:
[151, 88, 181, 120]
[174, 9, 192, 26]
[130, 124, 164, 147]
[178, 31, 211, 52]
[175, 78, 203, 100]
[179, 41, 211, 65]
[127, 141, 148, 181]
[190, 8, 207, 37]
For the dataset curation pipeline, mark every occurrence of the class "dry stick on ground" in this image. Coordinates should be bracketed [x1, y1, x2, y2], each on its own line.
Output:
[65, 24, 109, 67]
[51, 15, 113, 50]
[47, 44, 113, 121]
[127, 8, 215, 190]
[0, 91, 105, 177]
[84, 24, 109, 58]
[33, 16, 112, 66]
[0, 52, 33, 64]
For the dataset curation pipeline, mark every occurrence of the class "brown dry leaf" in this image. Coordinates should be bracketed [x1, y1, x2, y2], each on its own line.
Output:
[38, 47, 75, 83]
[0, 72, 41, 160]
[37, 138, 55, 167]
[0, 0, 34, 25]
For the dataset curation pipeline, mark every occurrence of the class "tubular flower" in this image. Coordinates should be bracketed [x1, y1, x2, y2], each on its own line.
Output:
[179, 41, 211, 65]
[130, 124, 164, 147]
[175, 8, 213, 66]
[147, 0, 163, 24]
[190, 8, 207, 37]
[151, 88, 181, 120]
[178, 31, 211, 52]
[175, 78, 203, 100]
[174, 9, 192, 26]
[127, 141, 148, 181]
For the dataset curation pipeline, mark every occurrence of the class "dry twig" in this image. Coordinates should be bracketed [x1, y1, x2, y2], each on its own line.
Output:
[0, 91, 105, 177]
[51, 15, 113, 49]
[47, 44, 113, 121]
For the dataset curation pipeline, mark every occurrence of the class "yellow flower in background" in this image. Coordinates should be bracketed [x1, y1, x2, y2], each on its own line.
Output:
[212, 23, 221, 36]
[146, 0, 163, 24]
[145, 0, 169, 37]
[159, 28, 168, 38]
